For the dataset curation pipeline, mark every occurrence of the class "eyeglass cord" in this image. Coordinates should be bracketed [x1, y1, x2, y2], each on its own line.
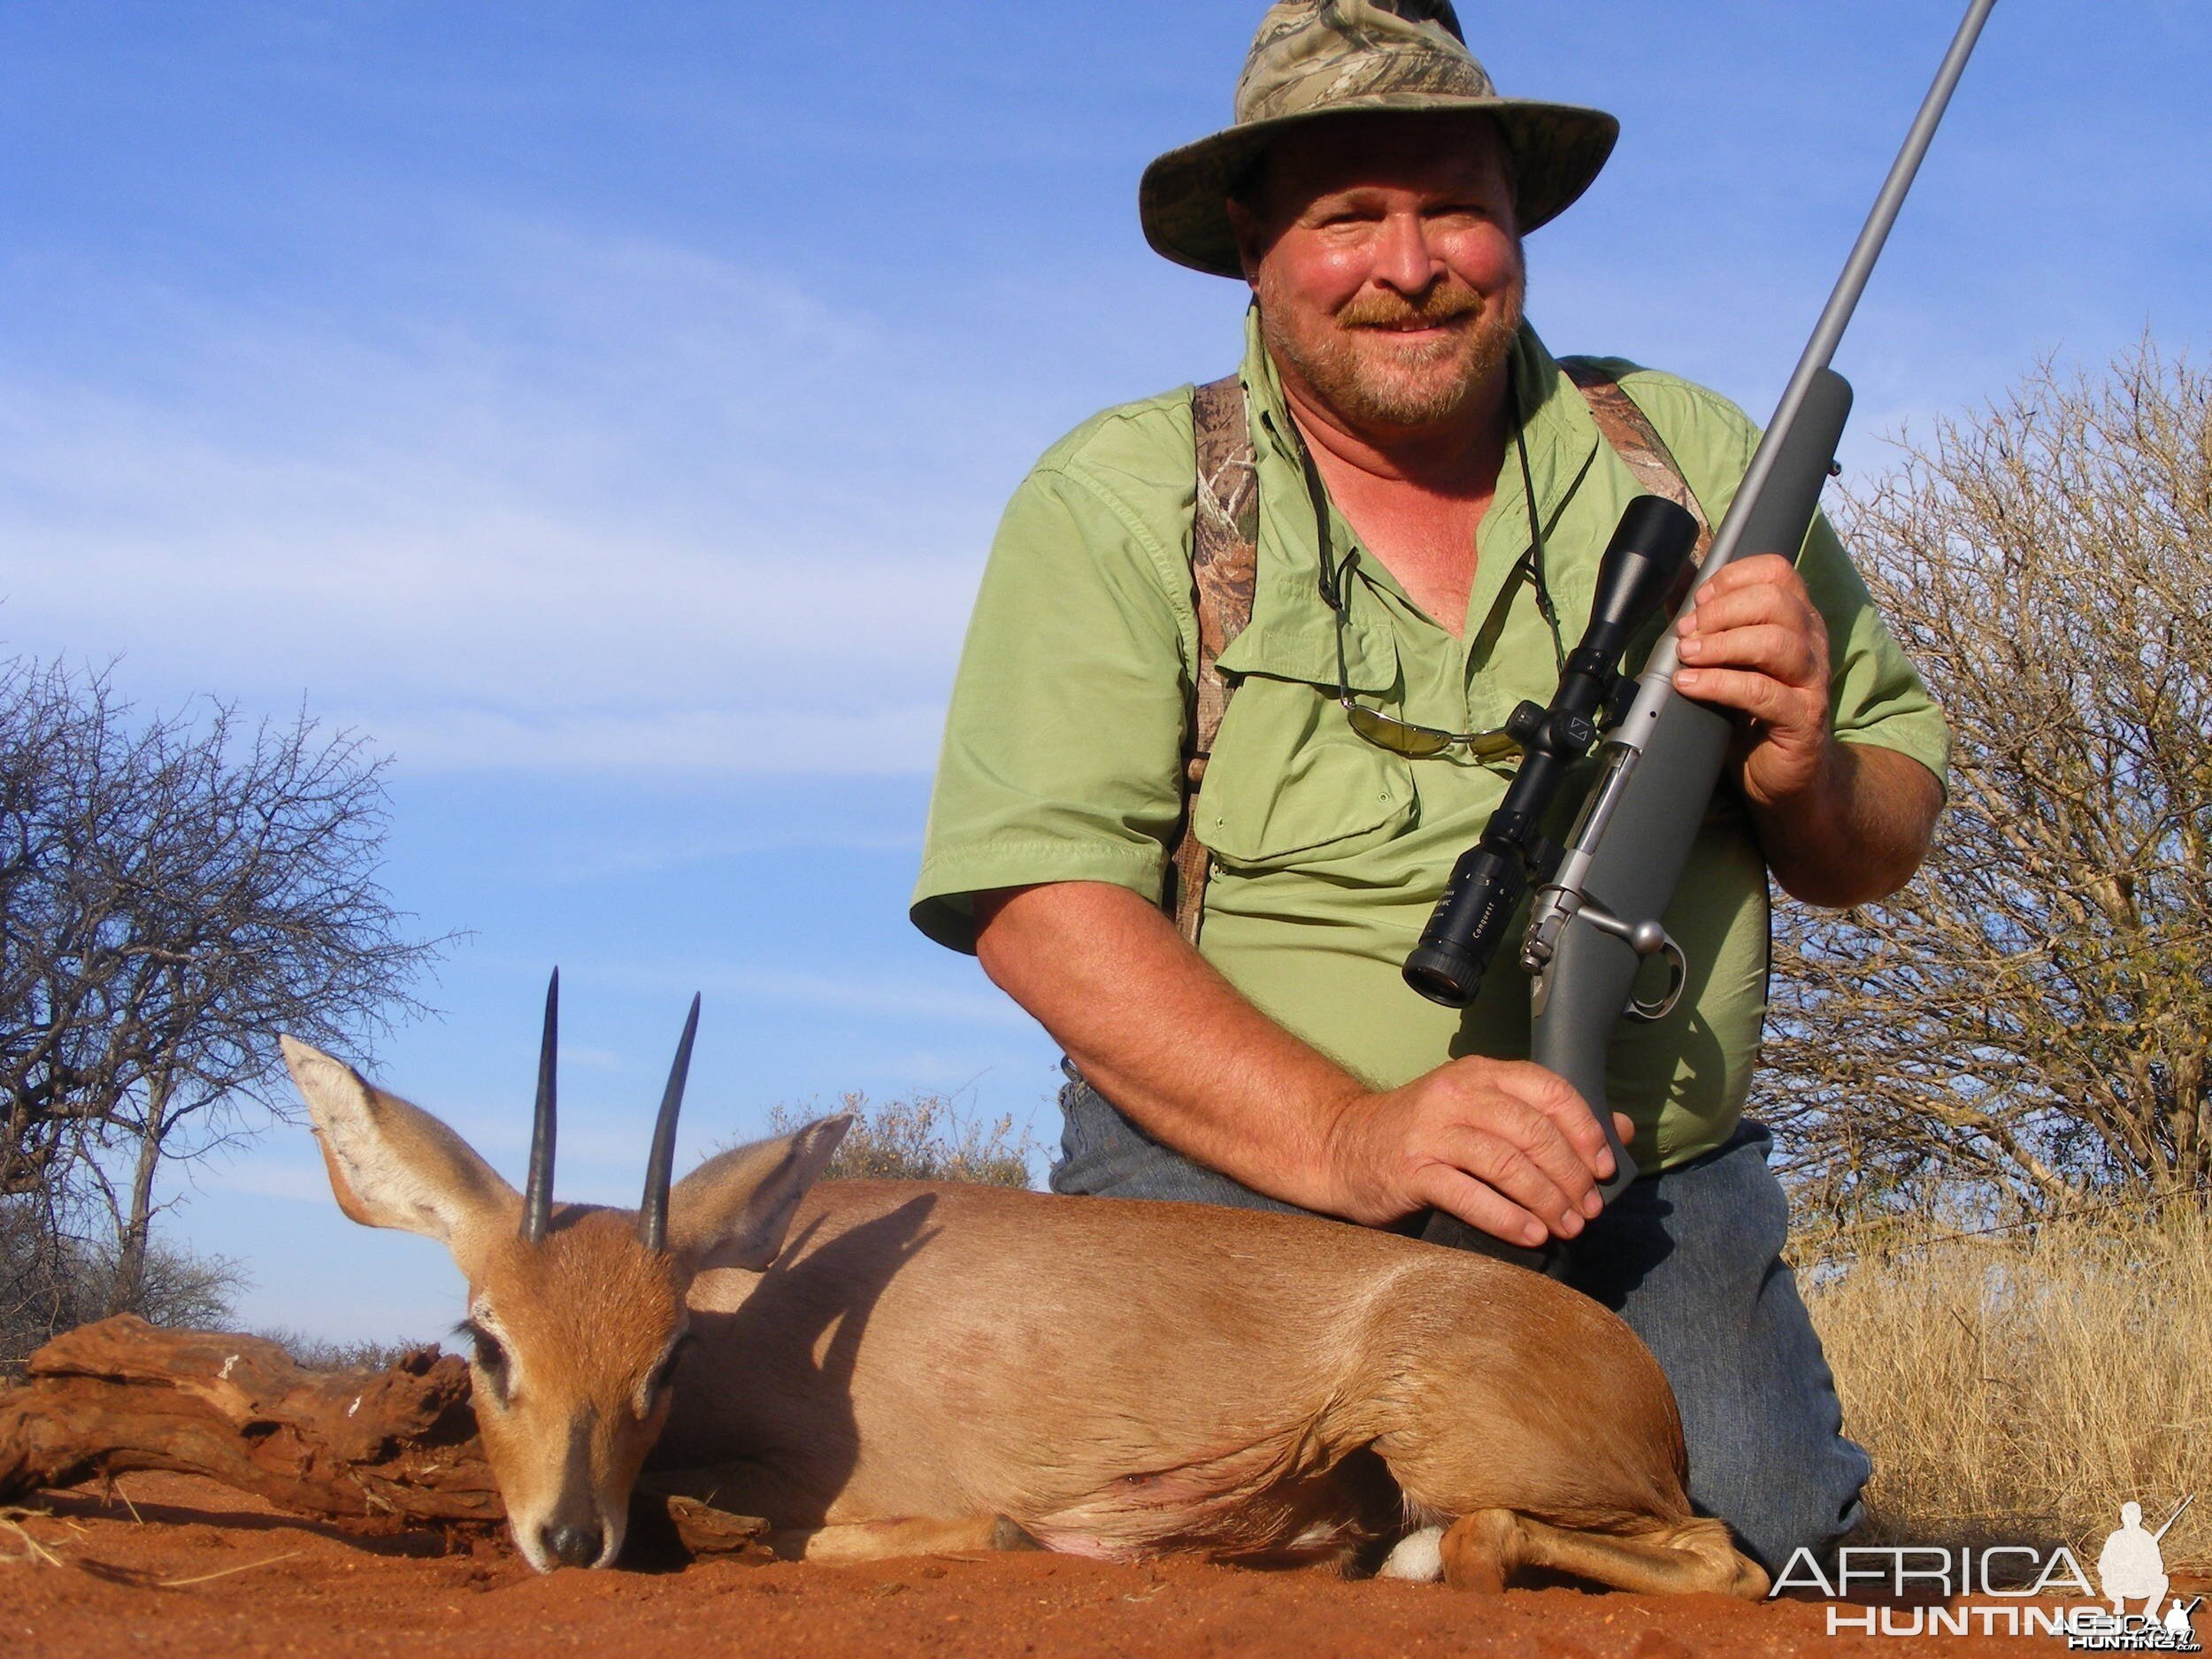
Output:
[1285, 370, 1569, 678]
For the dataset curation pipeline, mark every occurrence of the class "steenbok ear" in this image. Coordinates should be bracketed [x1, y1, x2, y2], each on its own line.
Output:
[666, 1115, 851, 1272]
[280, 1035, 519, 1250]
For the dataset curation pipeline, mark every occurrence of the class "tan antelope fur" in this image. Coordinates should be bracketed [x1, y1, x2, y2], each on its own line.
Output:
[280, 992, 1767, 1596]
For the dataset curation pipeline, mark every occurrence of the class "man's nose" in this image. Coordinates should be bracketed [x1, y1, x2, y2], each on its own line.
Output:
[1370, 209, 1442, 295]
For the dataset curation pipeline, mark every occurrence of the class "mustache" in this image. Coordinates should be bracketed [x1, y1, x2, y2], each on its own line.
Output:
[1334, 284, 1487, 329]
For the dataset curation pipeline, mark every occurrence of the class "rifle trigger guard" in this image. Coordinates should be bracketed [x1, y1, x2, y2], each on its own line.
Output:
[1628, 935, 1689, 1024]
[1574, 899, 1688, 1024]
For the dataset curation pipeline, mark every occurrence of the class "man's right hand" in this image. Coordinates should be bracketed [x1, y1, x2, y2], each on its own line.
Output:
[1318, 1058, 1634, 1248]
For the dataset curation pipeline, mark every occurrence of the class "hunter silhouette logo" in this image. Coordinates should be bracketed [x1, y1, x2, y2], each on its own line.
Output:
[2074, 1498, 2200, 1652]
[2101, 1502, 2179, 1617]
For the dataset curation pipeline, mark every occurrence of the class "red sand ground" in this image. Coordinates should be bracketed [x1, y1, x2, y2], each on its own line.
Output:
[0, 1471, 2165, 1657]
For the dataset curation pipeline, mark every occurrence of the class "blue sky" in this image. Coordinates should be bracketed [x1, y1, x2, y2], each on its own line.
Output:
[3, 1, 2206, 1340]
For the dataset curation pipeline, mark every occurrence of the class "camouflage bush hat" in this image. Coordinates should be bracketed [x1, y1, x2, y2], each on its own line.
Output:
[1140, 0, 1620, 279]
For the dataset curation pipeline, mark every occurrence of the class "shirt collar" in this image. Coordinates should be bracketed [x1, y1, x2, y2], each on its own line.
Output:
[1231, 304, 1603, 655]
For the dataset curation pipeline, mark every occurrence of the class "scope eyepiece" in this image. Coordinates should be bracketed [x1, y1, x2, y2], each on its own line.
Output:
[1402, 940, 1486, 1008]
[1404, 843, 1526, 1008]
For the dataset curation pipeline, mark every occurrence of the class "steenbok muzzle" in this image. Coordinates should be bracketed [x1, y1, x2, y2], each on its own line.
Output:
[281, 976, 1764, 1594]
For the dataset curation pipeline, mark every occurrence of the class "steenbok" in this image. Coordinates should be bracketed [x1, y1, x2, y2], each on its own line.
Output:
[282, 975, 1763, 1594]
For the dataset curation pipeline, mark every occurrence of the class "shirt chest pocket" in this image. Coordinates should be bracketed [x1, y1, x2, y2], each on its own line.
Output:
[1192, 617, 1415, 871]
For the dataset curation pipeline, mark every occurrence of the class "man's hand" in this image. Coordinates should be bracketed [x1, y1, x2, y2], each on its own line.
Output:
[978, 882, 1638, 1249]
[1671, 553, 1832, 810]
[1670, 552, 1943, 907]
[1320, 1058, 1635, 1248]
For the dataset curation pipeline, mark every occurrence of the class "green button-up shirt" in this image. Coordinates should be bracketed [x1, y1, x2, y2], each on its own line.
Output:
[914, 312, 1949, 1171]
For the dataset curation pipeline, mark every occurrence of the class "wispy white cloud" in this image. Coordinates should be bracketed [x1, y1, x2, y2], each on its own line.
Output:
[201, 1160, 336, 1204]
[0, 503, 972, 773]
[358, 703, 949, 776]
[522, 825, 922, 884]
[0, 212, 996, 779]
[563, 956, 1033, 1030]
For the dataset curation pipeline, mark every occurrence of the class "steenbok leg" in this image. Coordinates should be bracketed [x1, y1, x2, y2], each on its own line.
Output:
[1440, 1509, 1768, 1597]
[770, 1515, 1045, 1563]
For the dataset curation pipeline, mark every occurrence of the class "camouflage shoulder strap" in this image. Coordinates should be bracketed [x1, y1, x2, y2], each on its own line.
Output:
[1165, 364, 1711, 947]
[1166, 374, 1261, 947]
[1560, 358, 1717, 586]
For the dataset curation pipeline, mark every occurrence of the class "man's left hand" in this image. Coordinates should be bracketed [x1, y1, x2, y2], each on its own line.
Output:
[1669, 552, 1943, 908]
[1671, 553, 1832, 810]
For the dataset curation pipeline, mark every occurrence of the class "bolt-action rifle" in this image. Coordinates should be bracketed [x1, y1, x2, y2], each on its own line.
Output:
[1402, 0, 2001, 1216]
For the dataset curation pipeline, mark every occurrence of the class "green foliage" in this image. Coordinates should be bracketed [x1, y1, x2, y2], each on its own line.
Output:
[767, 1092, 1040, 1188]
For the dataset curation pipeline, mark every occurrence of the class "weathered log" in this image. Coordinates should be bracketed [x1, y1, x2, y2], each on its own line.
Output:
[0, 1315, 495, 1524]
[0, 1316, 772, 1563]
[649, 1495, 776, 1562]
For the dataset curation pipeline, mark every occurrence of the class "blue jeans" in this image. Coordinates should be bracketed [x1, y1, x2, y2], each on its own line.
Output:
[1050, 1076, 1868, 1571]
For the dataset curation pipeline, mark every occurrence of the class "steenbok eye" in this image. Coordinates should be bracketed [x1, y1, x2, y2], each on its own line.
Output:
[458, 1320, 513, 1403]
[638, 1333, 699, 1418]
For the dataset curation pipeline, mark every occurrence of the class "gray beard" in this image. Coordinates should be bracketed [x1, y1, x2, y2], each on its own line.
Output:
[1259, 282, 1525, 432]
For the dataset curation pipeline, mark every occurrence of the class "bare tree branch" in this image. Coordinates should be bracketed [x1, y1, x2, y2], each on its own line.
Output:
[0, 662, 454, 1328]
[1760, 342, 2212, 1245]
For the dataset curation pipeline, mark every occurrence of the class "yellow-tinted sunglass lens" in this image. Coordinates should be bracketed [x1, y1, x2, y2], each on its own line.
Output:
[1345, 706, 1455, 758]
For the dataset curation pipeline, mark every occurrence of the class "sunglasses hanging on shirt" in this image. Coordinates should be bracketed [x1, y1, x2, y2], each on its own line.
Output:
[1300, 377, 1568, 764]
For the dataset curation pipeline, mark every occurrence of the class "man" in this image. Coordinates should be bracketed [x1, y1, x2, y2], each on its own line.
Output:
[911, 0, 1947, 1572]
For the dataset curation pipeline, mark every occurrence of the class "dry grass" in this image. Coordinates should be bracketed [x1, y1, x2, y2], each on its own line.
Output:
[1, 1508, 68, 1567]
[252, 1328, 436, 1374]
[767, 1092, 1041, 1189]
[1807, 1202, 2212, 1569]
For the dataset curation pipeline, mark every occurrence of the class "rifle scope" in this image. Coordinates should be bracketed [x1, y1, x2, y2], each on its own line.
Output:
[1402, 495, 1699, 1009]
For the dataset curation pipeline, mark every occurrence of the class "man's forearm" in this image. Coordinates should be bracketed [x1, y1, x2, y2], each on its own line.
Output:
[972, 881, 1363, 1212]
[973, 879, 1625, 1248]
[1751, 740, 1943, 908]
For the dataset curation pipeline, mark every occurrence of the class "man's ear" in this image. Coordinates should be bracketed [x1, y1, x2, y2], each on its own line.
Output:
[666, 1116, 852, 1273]
[280, 1035, 519, 1252]
[1225, 196, 1268, 289]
